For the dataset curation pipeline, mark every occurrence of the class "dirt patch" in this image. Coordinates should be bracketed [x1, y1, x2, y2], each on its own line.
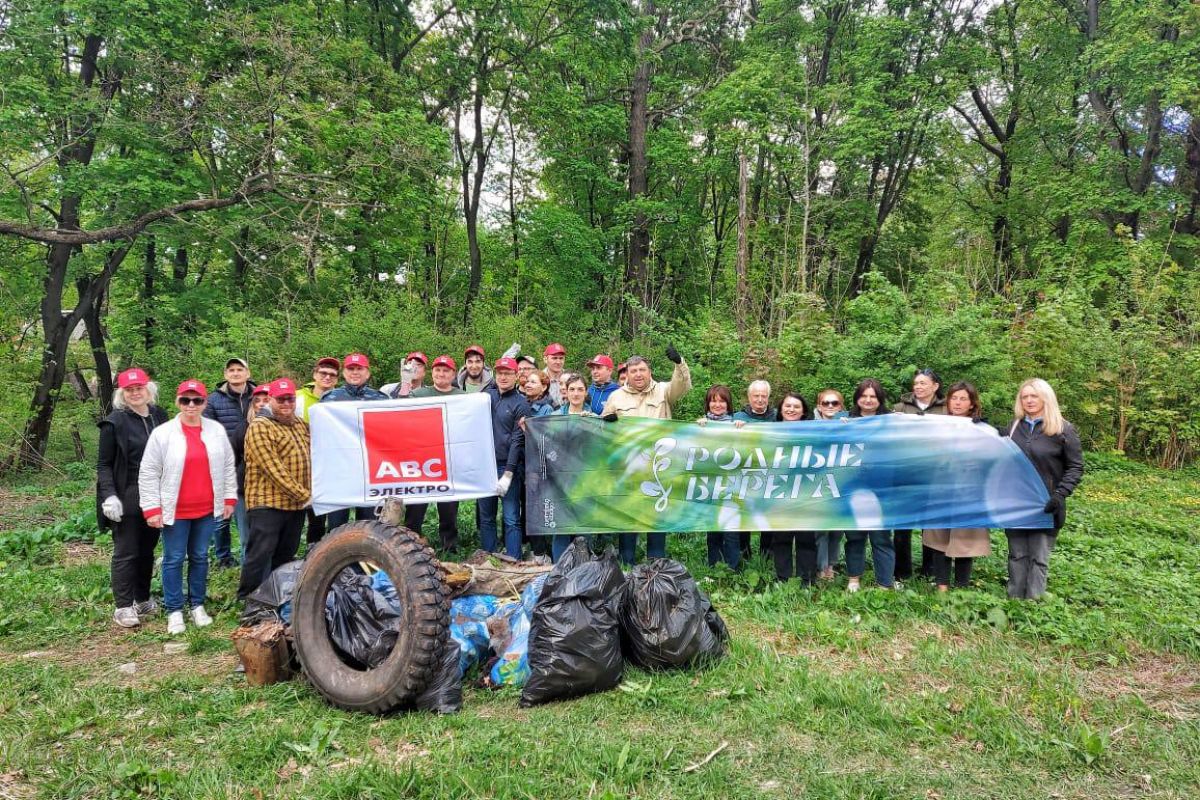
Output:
[0, 486, 55, 534]
[1084, 652, 1200, 721]
[0, 769, 36, 800]
[61, 541, 104, 566]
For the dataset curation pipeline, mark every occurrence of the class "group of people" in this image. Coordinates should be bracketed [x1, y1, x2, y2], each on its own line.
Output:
[694, 372, 1084, 601]
[96, 341, 1082, 636]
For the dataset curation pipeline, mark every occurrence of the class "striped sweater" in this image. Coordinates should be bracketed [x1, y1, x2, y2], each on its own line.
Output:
[244, 415, 311, 511]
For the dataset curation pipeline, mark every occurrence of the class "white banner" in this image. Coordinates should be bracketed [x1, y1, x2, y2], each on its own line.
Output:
[310, 393, 498, 514]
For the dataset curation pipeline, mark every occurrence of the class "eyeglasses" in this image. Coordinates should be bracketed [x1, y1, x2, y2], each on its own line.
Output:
[316, 370, 338, 379]
[820, 400, 842, 407]
[177, 396, 205, 406]
[274, 396, 297, 404]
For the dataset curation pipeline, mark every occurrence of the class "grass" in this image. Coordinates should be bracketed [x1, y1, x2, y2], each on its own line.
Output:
[1, 451, 1199, 798]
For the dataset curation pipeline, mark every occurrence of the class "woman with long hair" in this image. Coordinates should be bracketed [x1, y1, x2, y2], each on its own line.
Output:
[771, 392, 818, 584]
[844, 379, 897, 590]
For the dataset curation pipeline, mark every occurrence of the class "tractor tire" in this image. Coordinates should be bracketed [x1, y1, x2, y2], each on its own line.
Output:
[291, 520, 449, 713]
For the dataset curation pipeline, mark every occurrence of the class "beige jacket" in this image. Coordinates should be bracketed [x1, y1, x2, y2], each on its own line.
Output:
[922, 528, 992, 559]
[601, 361, 692, 419]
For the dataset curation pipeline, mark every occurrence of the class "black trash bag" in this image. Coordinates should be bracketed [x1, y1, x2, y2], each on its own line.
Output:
[324, 569, 402, 669]
[619, 558, 728, 670]
[520, 547, 625, 707]
[554, 536, 593, 574]
[413, 636, 462, 714]
[240, 561, 304, 626]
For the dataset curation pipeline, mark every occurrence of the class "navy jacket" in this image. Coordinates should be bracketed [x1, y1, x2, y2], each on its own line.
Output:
[484, 383, 530, 473]
[733, 406, 778, 423]
[204, 380, 256, 439]
[586, 382, 620, 415]
[320, 383, 389, 402]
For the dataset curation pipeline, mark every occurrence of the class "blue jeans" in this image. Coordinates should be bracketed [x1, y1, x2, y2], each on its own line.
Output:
[551, 534, 572, 562]
[619, 533, 666, 565]
[478, 465, 523, 559]
[844, 530, 896, 587]
[817, 531, 844, 571]
[707, 532, 741, 569]
[233, 495, 248, 563]
[162, 515, 217, 612]
[325, 506, 378, 529]
[211, 506, 234, 562]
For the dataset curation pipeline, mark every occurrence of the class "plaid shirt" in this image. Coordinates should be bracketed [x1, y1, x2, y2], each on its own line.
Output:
[244, 415, 311, 511]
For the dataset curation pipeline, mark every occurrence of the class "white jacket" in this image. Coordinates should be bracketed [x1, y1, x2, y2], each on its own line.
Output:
[138, 416, 237, 526]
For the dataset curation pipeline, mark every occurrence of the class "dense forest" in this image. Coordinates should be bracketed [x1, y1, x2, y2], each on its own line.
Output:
[1, 0, 1197, 470]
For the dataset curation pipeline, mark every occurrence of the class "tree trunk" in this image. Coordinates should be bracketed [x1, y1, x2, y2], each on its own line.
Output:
[625, 0, 656, 329]
[142, 236, 156, 352]
[735, 150, 750, 339]
[78, 273, 114, 416]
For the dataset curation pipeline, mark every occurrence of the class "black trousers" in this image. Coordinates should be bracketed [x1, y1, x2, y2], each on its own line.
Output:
[772, 532, 818, 585]
[932, 551, 975, 588]
[304, 507, 327, 547]
[111, 515, 160, 608]
[404, 501, 460, 552]
[894, 531, 936, 580]
[238, 508, 305, 599]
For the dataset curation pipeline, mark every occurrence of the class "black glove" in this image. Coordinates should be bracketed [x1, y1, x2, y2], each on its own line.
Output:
[601, 413, 619, 422]
[665, 344, 682, 364]
[1043, 495, 1063, 515]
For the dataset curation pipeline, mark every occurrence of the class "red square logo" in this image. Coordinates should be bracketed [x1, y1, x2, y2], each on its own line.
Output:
[362, 406, 449, 485]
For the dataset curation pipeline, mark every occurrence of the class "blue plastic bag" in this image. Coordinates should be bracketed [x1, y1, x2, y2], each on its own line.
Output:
[449, 594, 500, 674]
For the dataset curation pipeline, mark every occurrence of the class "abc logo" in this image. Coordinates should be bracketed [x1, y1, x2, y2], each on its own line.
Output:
[362, 406, 449, 485]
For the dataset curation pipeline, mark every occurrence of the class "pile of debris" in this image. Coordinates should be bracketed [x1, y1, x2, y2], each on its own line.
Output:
[232, 525, 727, 715]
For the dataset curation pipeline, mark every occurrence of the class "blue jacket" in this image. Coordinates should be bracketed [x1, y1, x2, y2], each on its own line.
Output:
[484, 383, 530, 473]
[586, 382, 620, 415]
[733, 406, 778, 423]
[529, 397, 558, 417]
[203, 381, 257, 440]
[320, 383, 389, 403]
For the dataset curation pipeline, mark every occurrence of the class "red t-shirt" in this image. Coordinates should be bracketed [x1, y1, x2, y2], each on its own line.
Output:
[174, 423, 215, 520]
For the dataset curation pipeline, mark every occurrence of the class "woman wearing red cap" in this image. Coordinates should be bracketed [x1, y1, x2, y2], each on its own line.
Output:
[139, 380, 237, 635]
[97, 368, 170, 628]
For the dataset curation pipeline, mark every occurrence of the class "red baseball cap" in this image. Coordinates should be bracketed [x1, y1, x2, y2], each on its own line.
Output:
[587, 354, 614, 369]
[315, 357, 340, 370]
[544, 343, 566, 356]
[432, 355, 457, 371]
[343, 353, 369, 368]
[406, 351, 428, 365]
[117, 368, 150, 388]
[176, 379, 207, 398]
[494, 357, 519, 372]
[617, 362, 627, 373]
[464, 344, 485, 358]
[268, 378, 297, 398]
[251, 384, 270, 396]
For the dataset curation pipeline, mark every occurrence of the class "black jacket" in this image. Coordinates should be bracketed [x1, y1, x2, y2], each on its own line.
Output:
[204, 380, 256, 439]
[95, 405, 169, 531]
[484, 383, 531, 473]
[1004, 418, 1085, 529]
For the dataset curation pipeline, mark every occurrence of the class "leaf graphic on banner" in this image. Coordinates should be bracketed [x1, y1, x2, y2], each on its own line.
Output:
[654, 487, 671, 513]
[653, 437, 677, 456]
[641, 481, 662, 498]
[654, 456, 672, 472]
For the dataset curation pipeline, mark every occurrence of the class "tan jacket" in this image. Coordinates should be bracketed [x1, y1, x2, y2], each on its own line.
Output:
[601, 361, 692, 419]
[922, 528, 992, 558]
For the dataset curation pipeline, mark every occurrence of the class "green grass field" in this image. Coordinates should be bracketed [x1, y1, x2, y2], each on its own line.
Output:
[1, 452, 1198, 799]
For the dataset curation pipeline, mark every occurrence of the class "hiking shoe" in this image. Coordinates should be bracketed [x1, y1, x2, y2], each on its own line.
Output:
[166, 611, 185, 635]
[190, 606, 213, 627]
[113, 607, 140, 628]
[216, 557, 239, 570]
[134, 599, 159, 617]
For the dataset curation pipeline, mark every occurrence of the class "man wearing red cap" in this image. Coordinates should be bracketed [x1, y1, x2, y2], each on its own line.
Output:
[543, 343, 567, 405]
[238, 378, 312, 600]
[321, 354, 387, 527]
[585, 354, 620, 415]
[455, 345, 492, 392]
[381, 352, 428, 398]
[480, 356, 532, 558]
[296, 357, 341, 422]
[205, 357, 257, 569]
[402, 355, 464, 552]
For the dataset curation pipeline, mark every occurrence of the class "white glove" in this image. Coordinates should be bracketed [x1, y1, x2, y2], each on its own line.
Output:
[502, 342, 521, 359]
[496, 471, 514, 497]
[102, 495, 123, 522]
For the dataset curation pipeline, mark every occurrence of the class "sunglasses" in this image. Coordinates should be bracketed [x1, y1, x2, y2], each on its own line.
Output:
[820, 400, 842, 406]
[177, 396, 205, 406]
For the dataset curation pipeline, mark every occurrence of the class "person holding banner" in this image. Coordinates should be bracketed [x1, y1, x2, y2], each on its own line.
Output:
[556, 375, 593, 417]
[1003, 379, 1084, 599]
[733, 380, 776, 560]
[601, 347, 693, 565]
[585, 354, 621, 415]
[522, 370, 559, 417]
[921, 382, 994, 592]
[695, 385, 744, 570]
[139, 380, 237, 635]
[322, 354, 387, 527]
[845, 378, 897, 591]
[770, 391, 818, 584]
[892, 368, 947, 581]
[481, 357, 531, 558]
[813, 389, 849, 581]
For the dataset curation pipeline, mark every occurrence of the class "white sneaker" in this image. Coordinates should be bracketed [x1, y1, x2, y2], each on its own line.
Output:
[113, 607, 140, 628]
[166, 611, 185, 635]
[847, 578, 861, 593]
[190, 606, 213, 627]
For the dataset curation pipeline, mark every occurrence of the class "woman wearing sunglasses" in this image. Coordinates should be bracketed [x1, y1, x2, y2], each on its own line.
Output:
[139, 380, 238, 635]
[812, 389, 849, 580]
